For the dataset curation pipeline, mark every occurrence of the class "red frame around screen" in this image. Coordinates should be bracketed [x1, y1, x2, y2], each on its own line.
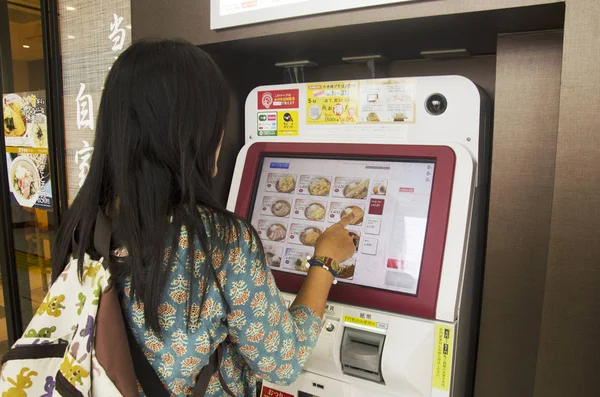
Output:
[235, 143, 455, 320]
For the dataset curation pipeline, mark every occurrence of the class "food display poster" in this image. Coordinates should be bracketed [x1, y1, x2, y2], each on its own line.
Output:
[249, 156, 434, 295]
[3, 92, 53, 210]
[305, 79, 416, 125]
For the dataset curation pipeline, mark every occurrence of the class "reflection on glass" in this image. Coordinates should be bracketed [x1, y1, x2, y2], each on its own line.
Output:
[1, 0, 57, 359]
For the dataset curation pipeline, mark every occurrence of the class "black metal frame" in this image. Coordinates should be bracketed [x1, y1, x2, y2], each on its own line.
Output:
[41, 0, 68, 215]
[0, 0, 67, 345]
[0, 0, 23, 345]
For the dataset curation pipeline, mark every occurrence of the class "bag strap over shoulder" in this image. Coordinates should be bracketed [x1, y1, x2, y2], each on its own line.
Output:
[71, 209, 113, 268]
[93, 209, 113, 267]
[90, 208, 234, 397]
[126, 325, 233, 397]
[193, 344, 235, 397]
[125, 323, 169, 397]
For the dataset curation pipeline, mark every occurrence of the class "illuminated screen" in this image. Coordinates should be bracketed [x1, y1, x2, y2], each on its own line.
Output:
[211, 1, 417, 29]
[249, 156, 435, 295]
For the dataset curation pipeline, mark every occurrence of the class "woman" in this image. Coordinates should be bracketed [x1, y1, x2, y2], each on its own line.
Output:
[51, 39, 356, 396]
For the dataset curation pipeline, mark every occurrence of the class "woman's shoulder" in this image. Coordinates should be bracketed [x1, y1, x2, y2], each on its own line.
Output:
[192, 206, 258, 247]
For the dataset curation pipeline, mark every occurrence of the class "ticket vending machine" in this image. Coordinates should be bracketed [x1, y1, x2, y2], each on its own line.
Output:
[227, 76, 491, 397]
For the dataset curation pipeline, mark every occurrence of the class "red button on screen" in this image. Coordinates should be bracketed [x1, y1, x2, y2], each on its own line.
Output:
[369, 198, 385, 215]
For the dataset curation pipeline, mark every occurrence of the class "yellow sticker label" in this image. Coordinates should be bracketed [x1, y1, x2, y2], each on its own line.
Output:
[343, 315, 377, 328]
[277, 111, 298, 136]
[306, 81, 359, 124]
[5, 146, 48, 155]
[432, 324, 454, 391]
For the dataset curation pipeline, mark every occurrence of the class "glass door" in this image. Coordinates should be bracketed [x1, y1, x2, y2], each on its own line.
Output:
[0, 0, 64, 359]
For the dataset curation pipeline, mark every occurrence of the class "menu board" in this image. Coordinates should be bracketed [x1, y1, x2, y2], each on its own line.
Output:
[211, 0, 418, 29]
[3, 91, 53, 210]
[250, 156, 434, 295]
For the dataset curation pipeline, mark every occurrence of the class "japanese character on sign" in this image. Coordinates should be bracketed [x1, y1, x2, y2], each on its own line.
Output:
[76, 83, 94, 130]
[75, 140, 94, 188]
[109, 13, 126, 52]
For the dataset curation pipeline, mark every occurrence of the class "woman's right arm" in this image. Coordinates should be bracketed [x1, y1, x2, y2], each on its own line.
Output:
[289, 215, 357, 317]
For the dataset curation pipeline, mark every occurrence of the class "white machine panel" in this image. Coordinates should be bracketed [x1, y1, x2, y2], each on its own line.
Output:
[227, 76, 490, 397]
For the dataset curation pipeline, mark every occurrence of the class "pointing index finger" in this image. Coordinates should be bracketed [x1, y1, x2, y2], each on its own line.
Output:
[338, 213, 354, 228]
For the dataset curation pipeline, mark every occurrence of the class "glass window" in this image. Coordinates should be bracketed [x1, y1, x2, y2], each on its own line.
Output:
[1, 0, 58, 357]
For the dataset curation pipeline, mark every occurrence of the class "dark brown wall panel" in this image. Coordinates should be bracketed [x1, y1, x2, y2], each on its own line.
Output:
[474, 31, 563, 397]
[533, 1, 600, 396]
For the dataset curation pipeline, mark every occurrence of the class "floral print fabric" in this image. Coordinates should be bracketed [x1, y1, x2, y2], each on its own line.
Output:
[118, 215, 322, 396]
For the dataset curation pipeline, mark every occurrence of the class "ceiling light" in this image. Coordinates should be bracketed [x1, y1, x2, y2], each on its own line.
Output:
[66, 6, 76, 11]
[67, 35, 75, 39]
[23, 45, 30, 49]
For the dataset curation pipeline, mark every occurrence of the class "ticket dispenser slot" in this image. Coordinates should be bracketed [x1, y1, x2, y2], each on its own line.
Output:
[340, 327, 386, 384]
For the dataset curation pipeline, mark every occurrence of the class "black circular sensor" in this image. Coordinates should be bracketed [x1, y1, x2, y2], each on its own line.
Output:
[425, 93, 448, 116]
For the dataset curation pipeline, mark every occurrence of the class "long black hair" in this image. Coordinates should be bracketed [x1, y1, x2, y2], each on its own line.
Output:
[52, 39, 238, 333]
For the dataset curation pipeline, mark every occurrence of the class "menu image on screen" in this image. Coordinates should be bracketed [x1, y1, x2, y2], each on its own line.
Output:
[250, 156, 434, 295]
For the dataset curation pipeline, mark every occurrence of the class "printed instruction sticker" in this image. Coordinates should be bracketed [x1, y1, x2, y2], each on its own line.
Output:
[358, 79, 416, 124]
[276, 111, 298, 136]
[343, 315, 377, 328]
[258, 89, 299, 110]
[432, 324, 454, 391]
[257, 112, 277, 136]
[306, 81, 359, 124]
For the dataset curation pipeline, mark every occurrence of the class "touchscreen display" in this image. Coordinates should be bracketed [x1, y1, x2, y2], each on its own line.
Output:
[249, 156, 435, 295]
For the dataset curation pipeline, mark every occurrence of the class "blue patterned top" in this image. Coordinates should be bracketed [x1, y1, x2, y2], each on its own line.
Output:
[118, 212, 322, 396]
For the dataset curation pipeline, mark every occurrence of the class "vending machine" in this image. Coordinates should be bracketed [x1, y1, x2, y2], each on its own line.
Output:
[227, 76, 491, 397]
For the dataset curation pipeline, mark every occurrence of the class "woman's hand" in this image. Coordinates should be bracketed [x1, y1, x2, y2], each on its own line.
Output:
[291, 213, 356, 316]
[313, 213, 357, 265]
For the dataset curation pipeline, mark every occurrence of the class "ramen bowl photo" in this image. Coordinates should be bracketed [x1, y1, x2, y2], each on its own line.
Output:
[9, 156, 41, 207]
[3, 94, 27, 137]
